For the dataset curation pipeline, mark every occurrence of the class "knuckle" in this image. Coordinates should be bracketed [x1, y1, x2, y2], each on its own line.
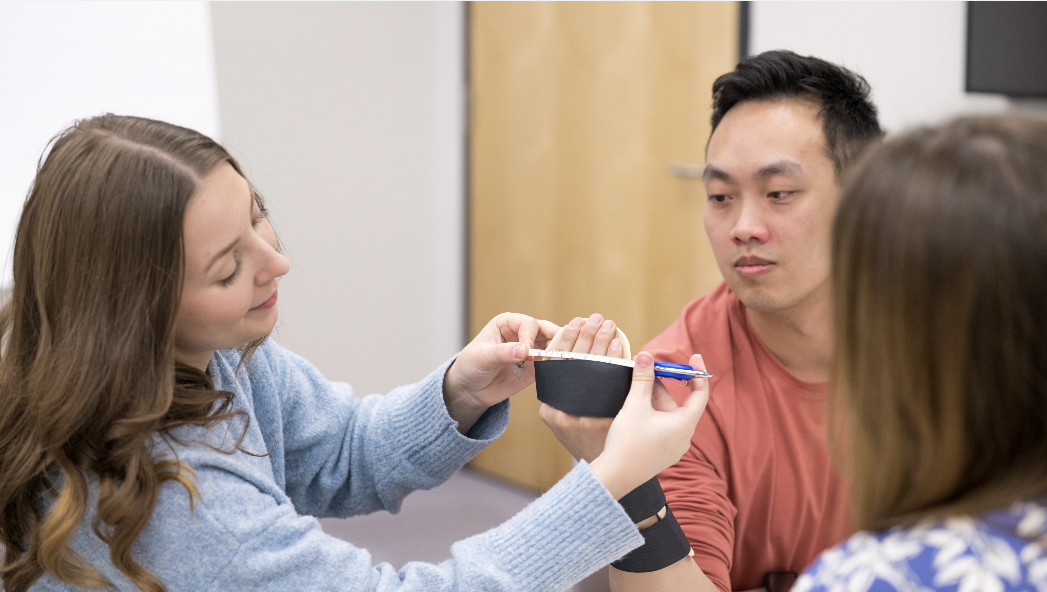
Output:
[632, 373, 656, 385]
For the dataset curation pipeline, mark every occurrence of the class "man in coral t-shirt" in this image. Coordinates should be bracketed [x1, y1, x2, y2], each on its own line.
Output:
[542, 51, 883, 592]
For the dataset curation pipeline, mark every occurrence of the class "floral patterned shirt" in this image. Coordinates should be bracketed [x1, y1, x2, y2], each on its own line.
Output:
[795, 500, 1047, 592]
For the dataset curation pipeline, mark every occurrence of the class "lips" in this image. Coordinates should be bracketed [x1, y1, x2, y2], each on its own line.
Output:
[735, 255, 773, 266]
[251, 290, 278, 311]
[733, 255, 776, 278]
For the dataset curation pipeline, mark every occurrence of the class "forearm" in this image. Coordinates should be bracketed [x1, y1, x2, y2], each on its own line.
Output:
[283, 356, 507, 516]
[611, 557, 721, 592]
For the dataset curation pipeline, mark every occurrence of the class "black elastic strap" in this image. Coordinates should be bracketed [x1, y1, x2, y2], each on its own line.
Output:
[617, 477, 666, 523]
[612, 505, 692, 573]
[534, 359, 632, 417]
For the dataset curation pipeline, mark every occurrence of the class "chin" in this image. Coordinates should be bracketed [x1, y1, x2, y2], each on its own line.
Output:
[731, 284, 791, 312]
[238, 320, 278, 348]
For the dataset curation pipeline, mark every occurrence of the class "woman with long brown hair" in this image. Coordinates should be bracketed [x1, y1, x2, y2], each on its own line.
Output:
[0, 114, 709, 592]
[796, 114, 1047, 591]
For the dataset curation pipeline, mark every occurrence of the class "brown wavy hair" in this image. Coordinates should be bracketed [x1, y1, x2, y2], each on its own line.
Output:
[832, 114, 1047, 531]
[0, 115, 265, 591]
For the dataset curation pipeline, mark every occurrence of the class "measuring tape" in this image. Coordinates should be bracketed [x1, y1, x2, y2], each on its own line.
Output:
[529, 349, 712, 381]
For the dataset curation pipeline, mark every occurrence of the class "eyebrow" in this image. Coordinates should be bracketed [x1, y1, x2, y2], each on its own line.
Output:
[702, 165, 732, 182]
[754, 159, 804, 181]
[206, 238, 239, 272]
[703, 160, 806, 183]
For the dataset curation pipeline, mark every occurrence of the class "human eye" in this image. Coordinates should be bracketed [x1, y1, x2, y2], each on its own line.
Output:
[251, 203, 267, 228]
[768, 191, 793, 200]
[219, 257, 242, 287]
[707, 194, 730, 204]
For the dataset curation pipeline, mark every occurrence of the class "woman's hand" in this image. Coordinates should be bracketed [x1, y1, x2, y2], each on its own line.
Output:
[442, 312, 559, 434]
[589, 352, 709, 499]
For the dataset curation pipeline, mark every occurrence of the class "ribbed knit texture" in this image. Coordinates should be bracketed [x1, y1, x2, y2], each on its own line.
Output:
[27, 340, 642, 591]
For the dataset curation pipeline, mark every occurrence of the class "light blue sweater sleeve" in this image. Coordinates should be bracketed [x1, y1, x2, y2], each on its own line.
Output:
[210, 340, 509, 518]
[35, 340, 643, 591]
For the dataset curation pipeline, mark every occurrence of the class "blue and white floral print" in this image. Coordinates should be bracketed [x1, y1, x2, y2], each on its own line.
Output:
[795, 500, 1047, 592]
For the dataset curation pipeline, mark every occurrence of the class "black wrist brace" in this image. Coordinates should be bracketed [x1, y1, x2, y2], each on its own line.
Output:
[534, 359, 631, 417]
[612, 504, 692, 573]
[617, 477, 665, 523]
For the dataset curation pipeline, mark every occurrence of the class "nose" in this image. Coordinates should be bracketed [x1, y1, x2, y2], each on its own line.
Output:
[252, 216, 290, 285]
[254, 237, 290, 286]
[729, 197, 770, 245]
[268, 251, 291, 284]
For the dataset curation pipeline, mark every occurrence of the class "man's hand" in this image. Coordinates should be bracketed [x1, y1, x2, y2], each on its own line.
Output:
[541, 410, 613, 462]
[443, 312, 559, 433]
[538, 313, 623, 461]
[549, 313, 624, 357]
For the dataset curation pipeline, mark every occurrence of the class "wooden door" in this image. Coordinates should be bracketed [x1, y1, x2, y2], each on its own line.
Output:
[469, 1, 739, 492]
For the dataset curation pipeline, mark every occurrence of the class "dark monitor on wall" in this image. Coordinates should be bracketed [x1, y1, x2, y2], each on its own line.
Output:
[966, 1, 1047, 98]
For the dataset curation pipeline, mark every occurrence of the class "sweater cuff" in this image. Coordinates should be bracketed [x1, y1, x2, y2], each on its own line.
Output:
[452, 461, 644, 590]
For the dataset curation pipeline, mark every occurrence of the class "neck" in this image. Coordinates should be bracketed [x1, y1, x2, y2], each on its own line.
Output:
[746, 287, 833, 383]
[177, 350, 214, 373]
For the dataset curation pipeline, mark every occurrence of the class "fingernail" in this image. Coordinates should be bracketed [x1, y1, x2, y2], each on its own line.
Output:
[513, 344, 524, 359]
[600, 320, 614, 332]
[635, 352, 652, 368]
[568, 318, 583, 330]
[610, 339, 621, 351]
[588, 314, 601, 326]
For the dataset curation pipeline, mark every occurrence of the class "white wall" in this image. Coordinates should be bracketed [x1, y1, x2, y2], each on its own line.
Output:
[210, 3, 466, 396]
[751, 1, 1010, 133]
[0, 1, 221, 279]
[0, 2, 465, 397]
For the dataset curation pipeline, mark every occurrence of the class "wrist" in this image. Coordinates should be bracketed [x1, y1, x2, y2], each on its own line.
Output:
[442, 362, 488, 433]
[589, 454, 635, 500]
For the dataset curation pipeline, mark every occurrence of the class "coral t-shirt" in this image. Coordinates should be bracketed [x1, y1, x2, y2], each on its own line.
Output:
[645, 283, 852, 592]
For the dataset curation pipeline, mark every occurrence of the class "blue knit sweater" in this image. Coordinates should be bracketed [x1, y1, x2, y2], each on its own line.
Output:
[30, 340, 642, 591]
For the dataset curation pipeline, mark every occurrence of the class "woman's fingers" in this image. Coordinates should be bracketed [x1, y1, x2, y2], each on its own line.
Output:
[535, 319, 560, 348]
[488, 342, 527, 365]
[490, 313, 561, 353]
[650, 379, 678, 413]
[495, 313, 541, 349]
[679, 354, 711, 418]
[621, 352, 656, 411]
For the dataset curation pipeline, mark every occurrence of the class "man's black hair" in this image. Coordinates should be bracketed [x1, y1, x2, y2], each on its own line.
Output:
[710, 50, 884, 179]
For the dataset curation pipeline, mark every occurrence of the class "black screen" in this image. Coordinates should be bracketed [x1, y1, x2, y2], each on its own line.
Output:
[966, 2, 1047, 98]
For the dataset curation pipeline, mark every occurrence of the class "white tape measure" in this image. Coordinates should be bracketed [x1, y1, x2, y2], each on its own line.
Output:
[529, 349, 712, 380]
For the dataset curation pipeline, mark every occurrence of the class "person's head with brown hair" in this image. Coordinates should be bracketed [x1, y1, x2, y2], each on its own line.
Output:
[0, 114, 286, 592]
[832, 114, 1047, 531]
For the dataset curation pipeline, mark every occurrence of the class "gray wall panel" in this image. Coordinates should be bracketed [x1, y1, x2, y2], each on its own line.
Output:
[211, 2, 466, 395]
